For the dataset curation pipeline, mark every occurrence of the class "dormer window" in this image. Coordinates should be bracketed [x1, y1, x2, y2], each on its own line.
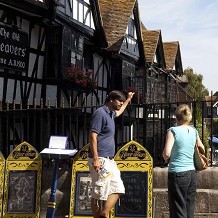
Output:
[122, 61, 135, 78]
[69, 32, 84, 68]
[128, 18, 135, 38]
[64, 0, 95, 29]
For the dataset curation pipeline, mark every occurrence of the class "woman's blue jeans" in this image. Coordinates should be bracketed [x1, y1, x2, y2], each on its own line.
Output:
[168, 170, 197, 218]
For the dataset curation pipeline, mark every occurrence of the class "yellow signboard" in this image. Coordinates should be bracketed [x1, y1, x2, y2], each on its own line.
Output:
[69, 141, 153, 218]
[69, 144, 92, 218]
[112, 140, 153, 218]
[0, 151, 5, 217]
[2, 141, 42, 218]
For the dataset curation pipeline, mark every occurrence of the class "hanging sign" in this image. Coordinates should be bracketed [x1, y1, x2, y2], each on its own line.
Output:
[0, 24, 28, 72]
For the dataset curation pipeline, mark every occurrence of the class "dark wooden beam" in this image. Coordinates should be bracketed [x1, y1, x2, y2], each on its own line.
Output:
[0, 0, 48, 18]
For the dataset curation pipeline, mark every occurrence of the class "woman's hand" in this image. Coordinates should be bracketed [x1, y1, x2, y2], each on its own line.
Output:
[196, 136, 205, 153]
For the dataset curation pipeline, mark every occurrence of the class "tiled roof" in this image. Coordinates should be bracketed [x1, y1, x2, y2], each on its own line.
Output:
[163, 42, 179, 70]
[140, 22, 147, 30]
[142, 29, 161, 63]
[98, 0, 136, 52]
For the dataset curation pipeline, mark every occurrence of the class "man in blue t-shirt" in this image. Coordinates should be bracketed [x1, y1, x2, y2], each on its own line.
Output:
[88, 90, 134, 218]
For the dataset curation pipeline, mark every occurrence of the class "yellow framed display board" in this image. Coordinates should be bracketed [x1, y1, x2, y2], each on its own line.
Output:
[2, 141, 42, 218]
[0, 151, 5, 217]
[69, 141, 153, 218]
[111, 140, 153, 218]
[69, 144, 92, 218]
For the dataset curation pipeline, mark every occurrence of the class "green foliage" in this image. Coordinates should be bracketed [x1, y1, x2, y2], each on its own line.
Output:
[184, 67, 209, 100]
[196, 122, 210, 158]
[184, 67, 209, 123]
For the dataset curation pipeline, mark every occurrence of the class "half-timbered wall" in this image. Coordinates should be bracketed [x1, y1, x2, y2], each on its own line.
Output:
[0, 0, 146, 109]
[0, 7, 46, 106]
[120, 14, 140, 60]
[122, 61, 135, 88]
[58, 0, 95, 29]
[0, 0, 100, 108]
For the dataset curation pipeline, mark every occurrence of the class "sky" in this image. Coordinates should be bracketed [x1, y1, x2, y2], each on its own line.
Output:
[137, 0, 218, 94]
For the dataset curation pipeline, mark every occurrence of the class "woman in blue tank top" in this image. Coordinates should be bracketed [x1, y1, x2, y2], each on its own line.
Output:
[163, 104, 205, 218]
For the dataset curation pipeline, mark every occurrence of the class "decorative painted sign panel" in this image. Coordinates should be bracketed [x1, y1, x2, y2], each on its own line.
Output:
[3, 141, 42, 218]
[7, 170, 37, 213]
[0, 151, 5, 217]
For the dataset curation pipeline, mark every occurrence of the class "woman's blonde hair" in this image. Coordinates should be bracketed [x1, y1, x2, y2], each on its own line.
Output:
[175, 104, 192, 124]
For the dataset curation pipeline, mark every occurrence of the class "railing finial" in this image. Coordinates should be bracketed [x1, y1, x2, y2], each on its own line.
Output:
[62, 97, 65, 108]
[69, 96, 71, 108]
[40, 98, 43, 109]
[13, 100, 16, 110]
[47, 98, 50, 109]
[20, 99, 22, 110]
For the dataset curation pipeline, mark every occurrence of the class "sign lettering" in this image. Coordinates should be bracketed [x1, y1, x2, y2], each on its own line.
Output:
[12, 144, 36, 159]
[119, 143, 146, 160]
[116, 171, 148, 217]
[0, 25, 28, 72]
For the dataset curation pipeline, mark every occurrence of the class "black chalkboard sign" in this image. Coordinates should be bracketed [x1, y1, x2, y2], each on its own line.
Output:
[115, 171, 148, 217]
[7, 170, 37, 213]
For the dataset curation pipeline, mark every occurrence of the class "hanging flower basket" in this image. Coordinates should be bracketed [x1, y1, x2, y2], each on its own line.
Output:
[64, 64, 97, 92]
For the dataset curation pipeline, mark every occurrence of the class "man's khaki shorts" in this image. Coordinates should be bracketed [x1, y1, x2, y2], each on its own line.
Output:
[88, 157, 125, 200]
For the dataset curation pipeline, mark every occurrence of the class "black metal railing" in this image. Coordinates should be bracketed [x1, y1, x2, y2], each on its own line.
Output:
[0, 98, 216, 167]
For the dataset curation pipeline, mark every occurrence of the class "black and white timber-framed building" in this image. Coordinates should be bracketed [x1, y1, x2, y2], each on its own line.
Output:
[0, 0, 191, 157]
[0, 0, 189, 106]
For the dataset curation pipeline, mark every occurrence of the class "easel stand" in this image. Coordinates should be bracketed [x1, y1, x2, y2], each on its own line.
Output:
[46, 159, 59, 218]
[40, 145, 78, 218]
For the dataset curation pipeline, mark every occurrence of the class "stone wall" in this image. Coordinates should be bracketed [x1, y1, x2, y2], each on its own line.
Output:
[40, 167, 72, 218]
[40, 166, 218, 218]
[153, 167, 218, 218]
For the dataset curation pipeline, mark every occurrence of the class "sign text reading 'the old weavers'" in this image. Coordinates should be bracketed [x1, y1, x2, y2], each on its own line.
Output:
[0, 24, 28, 72]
